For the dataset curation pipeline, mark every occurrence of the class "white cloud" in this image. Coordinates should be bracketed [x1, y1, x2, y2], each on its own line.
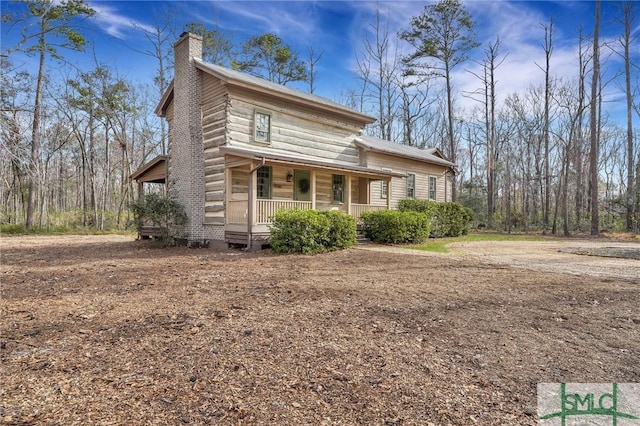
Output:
[89, 2, 155, 39]
[450, 1, 595, 112]
[341, 0, 632, 122]
[204, 1, 319, 42]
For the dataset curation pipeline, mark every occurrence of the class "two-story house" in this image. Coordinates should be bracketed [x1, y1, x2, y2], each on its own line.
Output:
[132, 32, 456, 249]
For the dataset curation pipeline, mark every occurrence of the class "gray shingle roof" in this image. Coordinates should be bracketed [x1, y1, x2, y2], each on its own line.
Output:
[355, 135, 455, 168]
[194, 59, 376, 125]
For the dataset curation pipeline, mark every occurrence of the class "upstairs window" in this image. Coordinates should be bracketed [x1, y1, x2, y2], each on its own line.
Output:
[254, 110, 271, 143]
[429, 176, 437, 200]
[257, 166, 272, 199]
[406, 173, 416, 198]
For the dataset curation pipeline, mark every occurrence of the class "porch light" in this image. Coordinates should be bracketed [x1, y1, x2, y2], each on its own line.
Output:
[286, 172, 293, 182]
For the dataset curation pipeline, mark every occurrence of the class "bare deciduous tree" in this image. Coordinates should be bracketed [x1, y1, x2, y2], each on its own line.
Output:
[400, 0, 480, 201]
[589, 0, 601, 236]
[6, 0, 95, 229]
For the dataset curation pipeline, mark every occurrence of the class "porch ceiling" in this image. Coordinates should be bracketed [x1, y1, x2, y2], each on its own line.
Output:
[220, 144, 404, 179]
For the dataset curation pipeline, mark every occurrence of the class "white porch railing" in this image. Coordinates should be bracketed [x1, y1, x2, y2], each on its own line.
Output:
[256, 200, 312, 224]
[350, 203, 388, 220]
[225, 199, 387, 225]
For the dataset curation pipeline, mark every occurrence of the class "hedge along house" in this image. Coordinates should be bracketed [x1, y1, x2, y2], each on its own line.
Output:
[142, 32, 456, 248]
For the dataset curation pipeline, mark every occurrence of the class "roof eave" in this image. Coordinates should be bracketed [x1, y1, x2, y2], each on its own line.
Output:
[130, 155, 168, 181]
[354, 140, 456, 169]
[155, 81, 174, 117]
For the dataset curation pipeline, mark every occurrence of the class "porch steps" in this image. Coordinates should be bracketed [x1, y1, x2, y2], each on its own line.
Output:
[356, 227, 371, 245]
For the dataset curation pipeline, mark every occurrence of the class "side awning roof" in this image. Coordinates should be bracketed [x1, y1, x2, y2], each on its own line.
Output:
[130, 155, 167, 183]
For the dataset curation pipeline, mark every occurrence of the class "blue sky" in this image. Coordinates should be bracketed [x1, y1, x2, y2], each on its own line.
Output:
[1, 0, 637, 126]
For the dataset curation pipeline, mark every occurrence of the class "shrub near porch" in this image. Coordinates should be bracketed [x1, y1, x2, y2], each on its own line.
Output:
[399, 199, 474, 238]
[360, 210, 430, 244]
[269, 209, 357, 254]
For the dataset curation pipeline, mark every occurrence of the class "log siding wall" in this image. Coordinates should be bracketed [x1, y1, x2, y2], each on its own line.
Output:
[226, 90, 363, 164]
[201, 74, 228, 225]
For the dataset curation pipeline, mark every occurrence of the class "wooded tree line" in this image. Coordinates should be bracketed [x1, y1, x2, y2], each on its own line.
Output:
[1, 0, 638, 235]
[1, 0, 311, 231]
[350, 0, 638, 235]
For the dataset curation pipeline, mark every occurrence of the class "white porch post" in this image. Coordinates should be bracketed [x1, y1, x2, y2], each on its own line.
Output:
[386, 177, 391, 209]
[224, 167, 231, 224]
[246, 158, 265, 249]
[249, 162, 258, 227]
[310, 169, 317, 210]
[345, 174, 352, 215]
[445, 170, 450, 202]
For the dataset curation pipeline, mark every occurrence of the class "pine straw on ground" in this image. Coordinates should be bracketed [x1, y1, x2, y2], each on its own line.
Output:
[1, 236, 639, 425]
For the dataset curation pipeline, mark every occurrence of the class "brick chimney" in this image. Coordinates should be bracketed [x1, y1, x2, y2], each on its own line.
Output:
[168, 32, 205, 244]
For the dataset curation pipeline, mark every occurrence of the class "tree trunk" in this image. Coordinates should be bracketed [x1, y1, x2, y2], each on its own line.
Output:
[562, 144, 570, 236]
[542, 20, 554, 234]
[445, 63, 457, 202]
[589, 0, 601, 236]
[621, 3, 635, 231]
[26, 33, 46, 229]
[575, 30, 587, 232]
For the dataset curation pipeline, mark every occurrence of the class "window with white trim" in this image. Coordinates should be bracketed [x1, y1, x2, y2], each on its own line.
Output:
[257, 166, 272, 199]
[254, 110, 271, 143]
[381, 168, 391, 198]
[429, 176, 437, 200]
[406, 173, 415, 198]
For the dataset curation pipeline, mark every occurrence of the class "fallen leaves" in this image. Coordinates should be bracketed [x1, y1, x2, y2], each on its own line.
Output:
[1, 235, 638, 425]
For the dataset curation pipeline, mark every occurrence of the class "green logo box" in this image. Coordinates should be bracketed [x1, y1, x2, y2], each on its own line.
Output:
[538, 383, 640, 425]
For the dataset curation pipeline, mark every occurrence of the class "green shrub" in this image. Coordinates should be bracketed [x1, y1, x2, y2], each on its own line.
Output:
[129, 193, 187, 245]
[322, 209, 357, 249]
[397, 199, 431, 214]
[398, 199, 474, 237]
[360, 210, 430, 244]
[269, 208, 356, 254]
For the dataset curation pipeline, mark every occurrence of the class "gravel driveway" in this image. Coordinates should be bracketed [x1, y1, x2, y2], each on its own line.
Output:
[362, 238, 640, 282]
[452, 239, 640, 282]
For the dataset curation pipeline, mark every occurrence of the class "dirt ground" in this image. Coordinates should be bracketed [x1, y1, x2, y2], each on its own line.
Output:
[1, 234, 638, 425]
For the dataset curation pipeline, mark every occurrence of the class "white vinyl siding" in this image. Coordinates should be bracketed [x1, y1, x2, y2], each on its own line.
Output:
[365, 152, 451, 207]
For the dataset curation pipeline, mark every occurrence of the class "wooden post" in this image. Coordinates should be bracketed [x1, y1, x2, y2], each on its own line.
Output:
[224, 167, 232, 225]
[345, 174, 352, 215]
[386, 177, 391, 210]
[246, 158, 265, 250]
[310, 169, 316, 210]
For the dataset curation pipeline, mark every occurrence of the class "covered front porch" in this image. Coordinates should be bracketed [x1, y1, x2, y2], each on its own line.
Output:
[129, 155, 168, 239]
[220, 148, 400, 247]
